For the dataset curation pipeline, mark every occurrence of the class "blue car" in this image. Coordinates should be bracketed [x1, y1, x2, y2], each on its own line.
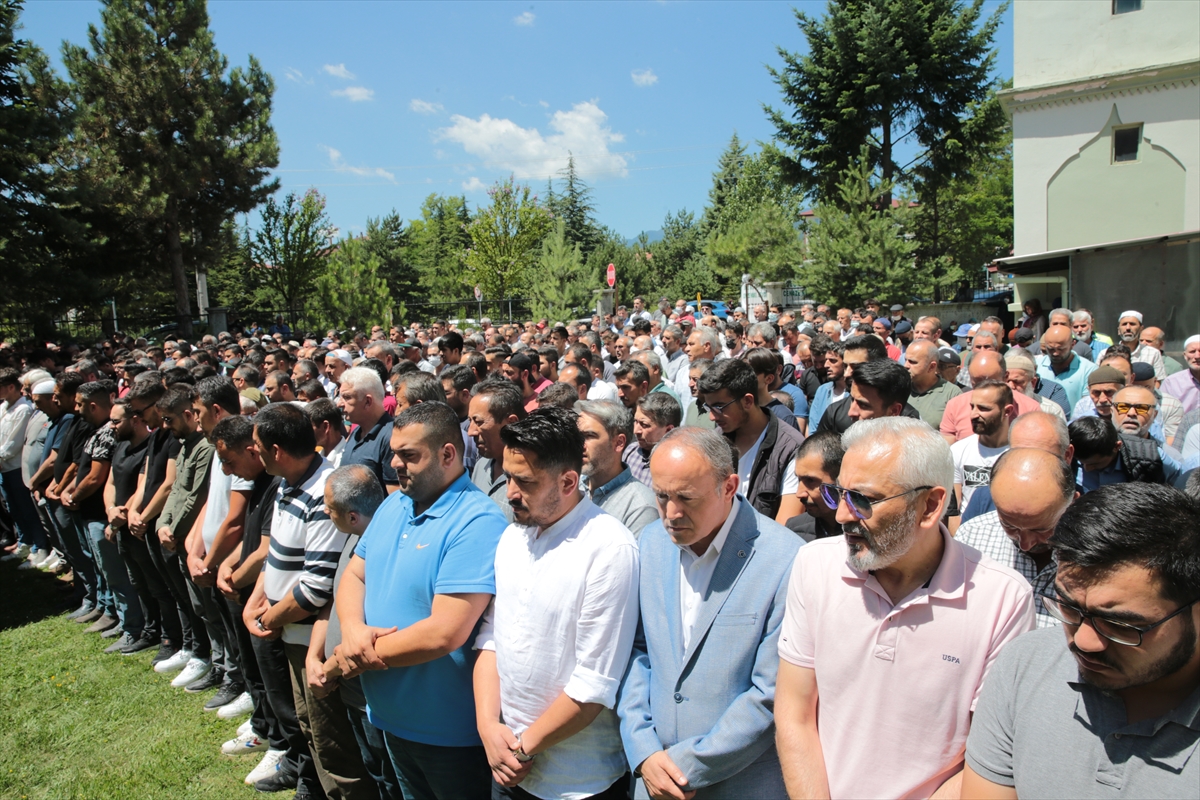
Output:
[686, 299, 729, 320]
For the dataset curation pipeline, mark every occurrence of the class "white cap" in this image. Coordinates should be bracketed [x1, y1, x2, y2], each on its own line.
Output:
[1186, 334, 1200, 348]
[1118, 310, 1143, 323]
[32, 380, 55, 395]
[327, 349, 353, 366]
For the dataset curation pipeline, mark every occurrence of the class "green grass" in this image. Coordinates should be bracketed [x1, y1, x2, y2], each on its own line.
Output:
[0, 558, 269, 799]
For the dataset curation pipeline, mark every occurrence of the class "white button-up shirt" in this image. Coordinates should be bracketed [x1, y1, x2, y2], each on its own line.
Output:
[476, 497, 639, 800]
[678, 497, 740, 652]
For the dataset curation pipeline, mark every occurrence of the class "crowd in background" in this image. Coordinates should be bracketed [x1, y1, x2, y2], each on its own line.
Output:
[0, 293, 1197, 800]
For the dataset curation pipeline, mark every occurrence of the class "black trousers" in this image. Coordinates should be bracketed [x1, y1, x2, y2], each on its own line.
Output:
[225, 595, 283, 749]
[249, 631, 317, 791]
[144, 528, 208, 658]
[118, 528, 183, 645]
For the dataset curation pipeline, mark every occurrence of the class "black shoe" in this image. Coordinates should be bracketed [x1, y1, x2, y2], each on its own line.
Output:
[185, 666, 225, 694]
[151, 643, 178, 666]
[204, 681, 246, 711]
[104, 632, 137, 654]
[119, 633, 157, 656]
[254, 766, 298, 793]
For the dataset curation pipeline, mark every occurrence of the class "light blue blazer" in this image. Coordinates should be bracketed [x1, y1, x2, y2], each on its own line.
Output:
[617, 499, 801, 799]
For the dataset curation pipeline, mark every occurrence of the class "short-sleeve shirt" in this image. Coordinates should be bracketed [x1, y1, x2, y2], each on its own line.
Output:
[908, 378, 962, 430]
[951, 435, 1009, 510]
[343, 414, 398, 489]
[940, 391, 1042, 441]
[356, 470, 507, 747]
[778, 528, 1036, 799]
[53, 415, 87, 483]
[966, 626, 1200, 798]
[111, 435, 150, 509]
[74, 423, 115, 521]
[201, 450, 255, 550]
[139, 427, 181, 515]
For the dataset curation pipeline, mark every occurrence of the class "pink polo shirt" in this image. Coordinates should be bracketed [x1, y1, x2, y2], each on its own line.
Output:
[778, 527, 1034, 799]
[939, 390, 1041, 441]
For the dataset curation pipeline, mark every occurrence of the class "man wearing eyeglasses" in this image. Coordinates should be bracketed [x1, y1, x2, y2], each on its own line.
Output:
[1112, 386, 1187, 489]
[776, 417, 1034, 800]
[963, 482, 1200, 799]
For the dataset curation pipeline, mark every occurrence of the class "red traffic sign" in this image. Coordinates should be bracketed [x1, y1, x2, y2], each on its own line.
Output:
[474, 285, 482, 301]
[606, 263, 616, 288]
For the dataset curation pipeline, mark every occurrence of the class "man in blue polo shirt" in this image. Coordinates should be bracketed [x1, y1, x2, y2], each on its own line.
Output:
[337, 367, 399, 494]
[332, 402, 506, 800]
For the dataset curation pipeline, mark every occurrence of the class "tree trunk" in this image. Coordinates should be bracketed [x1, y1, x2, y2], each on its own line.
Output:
[165, 203, 193, 338]
[880, 104, 893, 208]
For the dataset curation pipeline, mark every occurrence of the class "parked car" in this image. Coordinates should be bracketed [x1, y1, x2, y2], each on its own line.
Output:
[686, 299, 729, 319]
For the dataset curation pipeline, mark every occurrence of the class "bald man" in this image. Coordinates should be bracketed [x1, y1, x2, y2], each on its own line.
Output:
[959, 411, 1074, 524]
[906, 339, 961, 430]
[939, 351, 1042, 443]
[955, 448, 1077, 628]
[1139, 326, 1185, 376]
[1034, 325, 1096, 409]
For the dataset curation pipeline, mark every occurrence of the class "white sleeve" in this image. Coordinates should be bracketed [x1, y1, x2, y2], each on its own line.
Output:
[781, 456, 799, 495]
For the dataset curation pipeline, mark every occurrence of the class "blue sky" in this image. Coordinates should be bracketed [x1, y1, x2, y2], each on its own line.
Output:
[20, 0, 1012, 240]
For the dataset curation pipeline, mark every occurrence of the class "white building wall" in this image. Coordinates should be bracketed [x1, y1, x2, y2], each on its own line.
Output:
[1011, 84, 1200, 255]
[1013, 0, 1200, 88]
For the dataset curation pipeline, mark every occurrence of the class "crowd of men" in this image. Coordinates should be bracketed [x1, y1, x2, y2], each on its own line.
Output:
[0, 293, 1197, 800]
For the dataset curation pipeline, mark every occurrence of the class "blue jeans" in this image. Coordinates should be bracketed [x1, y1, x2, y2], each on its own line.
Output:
[51, 502, 97, 608]
[346, 699, 402, 800]
[383, 731, 490, 800]
[80, 517, 144, 636]
[0, 470, 47, 551]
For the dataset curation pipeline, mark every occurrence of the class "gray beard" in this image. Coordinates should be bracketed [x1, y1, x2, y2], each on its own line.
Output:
[844, 504, 920, 572]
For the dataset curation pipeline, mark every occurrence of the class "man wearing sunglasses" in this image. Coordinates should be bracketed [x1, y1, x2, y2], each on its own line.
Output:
[776, 417, 1035, 800]
[963, 482, 1200, 799]
[1113, 386, 1187, 488]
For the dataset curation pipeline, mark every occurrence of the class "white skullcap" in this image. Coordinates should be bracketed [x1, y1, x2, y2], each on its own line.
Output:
[327, 349, 353, 366]
[1118, 310, 1143, 323]
[32, 381, 56, 395]
[1185, 335, 1200, 348]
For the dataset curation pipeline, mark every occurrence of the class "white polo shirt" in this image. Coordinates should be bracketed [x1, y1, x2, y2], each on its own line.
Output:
[779, 527, 1035, 799]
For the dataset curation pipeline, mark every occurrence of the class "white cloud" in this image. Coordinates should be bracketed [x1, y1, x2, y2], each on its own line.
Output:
[323, 63, 355, 80]
[284, 67, 305, 83]
[410, 99, 444, 115]
[514, 11, 535, 25]
[323, 145, 395, 182]
[437, 101, 627, 180]
[462, 177, 488, 193]
[332, 86, 374, 102]
[539, 100, 549, 108]
[631, 69, 658, 87]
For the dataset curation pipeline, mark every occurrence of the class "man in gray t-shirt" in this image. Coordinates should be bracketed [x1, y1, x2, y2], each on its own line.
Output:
[963, 482, 1200, 799]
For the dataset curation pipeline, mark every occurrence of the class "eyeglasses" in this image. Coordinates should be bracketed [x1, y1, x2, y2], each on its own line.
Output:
[820, 483, 933, 521]
[705, 399, 740, 416]
[1113, 402, 1156, 417]
[1038, 590, 1200, 647]
[128, 407, 147, 419]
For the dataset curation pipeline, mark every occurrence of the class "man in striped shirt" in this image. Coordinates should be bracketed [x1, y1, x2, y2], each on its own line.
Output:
[244, 403, 370, 798]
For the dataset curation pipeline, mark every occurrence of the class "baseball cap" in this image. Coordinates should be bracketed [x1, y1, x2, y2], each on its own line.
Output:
[937, 348, 961, 367]
[328, 349, 353, 366]
[894, 320, 913, 335]
[1011, 328, 1034, 344]
[398, 338, 421, 350]
[954, 323, 974, 338]
[1131, 362, 1156, 382]
[875, 317, 892, 330]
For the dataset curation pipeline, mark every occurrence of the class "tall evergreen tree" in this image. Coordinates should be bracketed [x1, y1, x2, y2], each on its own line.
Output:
[363, 210, 420, 307]
[700, 133, 747, 237]
[766, 0, 1006, 207]
[410, 194, 472, 302]
[62, 0, 278, 335]
[316, 236, 393, 331]
[529, 218, 590, 321]
[552, 154, 601, 258]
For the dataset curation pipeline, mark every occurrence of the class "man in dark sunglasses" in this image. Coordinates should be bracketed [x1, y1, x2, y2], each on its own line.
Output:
[776, 417, 1035, 800]
[963, 482, 1200, 799]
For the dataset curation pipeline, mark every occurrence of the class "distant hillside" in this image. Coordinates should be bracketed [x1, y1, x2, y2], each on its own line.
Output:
[624, 230, 664, 247]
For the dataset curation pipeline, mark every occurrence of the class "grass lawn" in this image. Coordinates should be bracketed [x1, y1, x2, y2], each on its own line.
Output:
[0, 557, 269, 799]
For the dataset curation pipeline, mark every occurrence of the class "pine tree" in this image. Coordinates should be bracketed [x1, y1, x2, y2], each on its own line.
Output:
[62, 0, 278, 335]
[766, 0, 1006, 207]
[803, 148, 918, 308]
[364, 210, 420, 306]
[316, 237, 393, 331]
[410, 194, 472, 302]
[700, 133, 747, 237]
[529, 218, 590, 320]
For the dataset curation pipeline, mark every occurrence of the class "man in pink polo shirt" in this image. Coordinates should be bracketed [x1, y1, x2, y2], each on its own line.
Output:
[940, 351, 1040, 443]
[775, 417, 1034, 799]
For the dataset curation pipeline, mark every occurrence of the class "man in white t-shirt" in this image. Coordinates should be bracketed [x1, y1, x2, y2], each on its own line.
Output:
[950, 380, 1015, 534]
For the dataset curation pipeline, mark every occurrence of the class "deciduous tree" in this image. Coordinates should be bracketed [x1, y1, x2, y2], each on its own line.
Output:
[250, 189, 334, 318]
[463, 177, 552, 301]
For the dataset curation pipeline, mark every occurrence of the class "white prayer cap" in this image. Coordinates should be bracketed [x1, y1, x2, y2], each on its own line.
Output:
[1118, 310, 1143, 324]
[1185, 335, 1200, 348]
[32, 381, 56, 395]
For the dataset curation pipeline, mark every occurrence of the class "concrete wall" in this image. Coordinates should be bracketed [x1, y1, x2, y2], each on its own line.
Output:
[903, 301, 1011, 331]
[1011, 85, 1200, 254]
[1013, 0, 1200, 89]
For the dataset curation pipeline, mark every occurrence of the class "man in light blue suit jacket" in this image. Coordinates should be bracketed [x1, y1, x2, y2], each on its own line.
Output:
[617, 427, 802, 799]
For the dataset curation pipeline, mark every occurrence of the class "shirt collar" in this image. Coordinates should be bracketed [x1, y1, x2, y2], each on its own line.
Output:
[353, 412, 391, 443]
[590, 466, 633, 502]
[414, 470, 472, 521]
[841, 523, 966, 602]
[282, 453, 324, 493]
[530, 495, 591, 542]
[677, 495, 741, 560]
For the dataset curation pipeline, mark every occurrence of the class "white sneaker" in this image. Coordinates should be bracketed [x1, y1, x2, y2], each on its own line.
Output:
[237, 718, 253, 736]
[1, 544, 31, 562]
[154, 648, 192, 674]
[170, 657, 211, 688]
[222, 730, 268, 756]
[244, 749, 287, 784]
[217, 691, 254, 719]
[29, 549, 49, 566]
[38, 552, 63, 571]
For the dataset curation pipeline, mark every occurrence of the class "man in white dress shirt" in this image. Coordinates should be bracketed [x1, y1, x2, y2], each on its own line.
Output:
[474, 407, 640, 800]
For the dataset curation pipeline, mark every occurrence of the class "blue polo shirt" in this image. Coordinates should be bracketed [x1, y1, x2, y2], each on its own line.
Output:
[343, 414, 398, 488]
[356, 470, 506, 746]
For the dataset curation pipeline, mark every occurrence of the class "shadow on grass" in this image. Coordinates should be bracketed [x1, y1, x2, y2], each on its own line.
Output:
[0, 558, 76, 632]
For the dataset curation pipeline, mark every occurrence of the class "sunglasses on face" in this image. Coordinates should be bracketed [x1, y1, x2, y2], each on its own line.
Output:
[1114, 402, 1155, 417]
[820, 483, 933, 521]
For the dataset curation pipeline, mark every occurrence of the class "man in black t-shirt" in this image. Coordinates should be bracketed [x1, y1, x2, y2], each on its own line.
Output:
[44, 373, 100, 620]
[125, 379, 209, 671]
[103, 399, 163, 655]
[62, 382, 144, 643]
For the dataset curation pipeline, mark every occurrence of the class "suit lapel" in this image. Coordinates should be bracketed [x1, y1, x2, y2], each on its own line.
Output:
[680, 501, 760, 667]
[660, 531, 685, 672]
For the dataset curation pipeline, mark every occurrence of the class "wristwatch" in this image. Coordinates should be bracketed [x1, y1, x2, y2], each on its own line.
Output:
[512, 733, 535, 763]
